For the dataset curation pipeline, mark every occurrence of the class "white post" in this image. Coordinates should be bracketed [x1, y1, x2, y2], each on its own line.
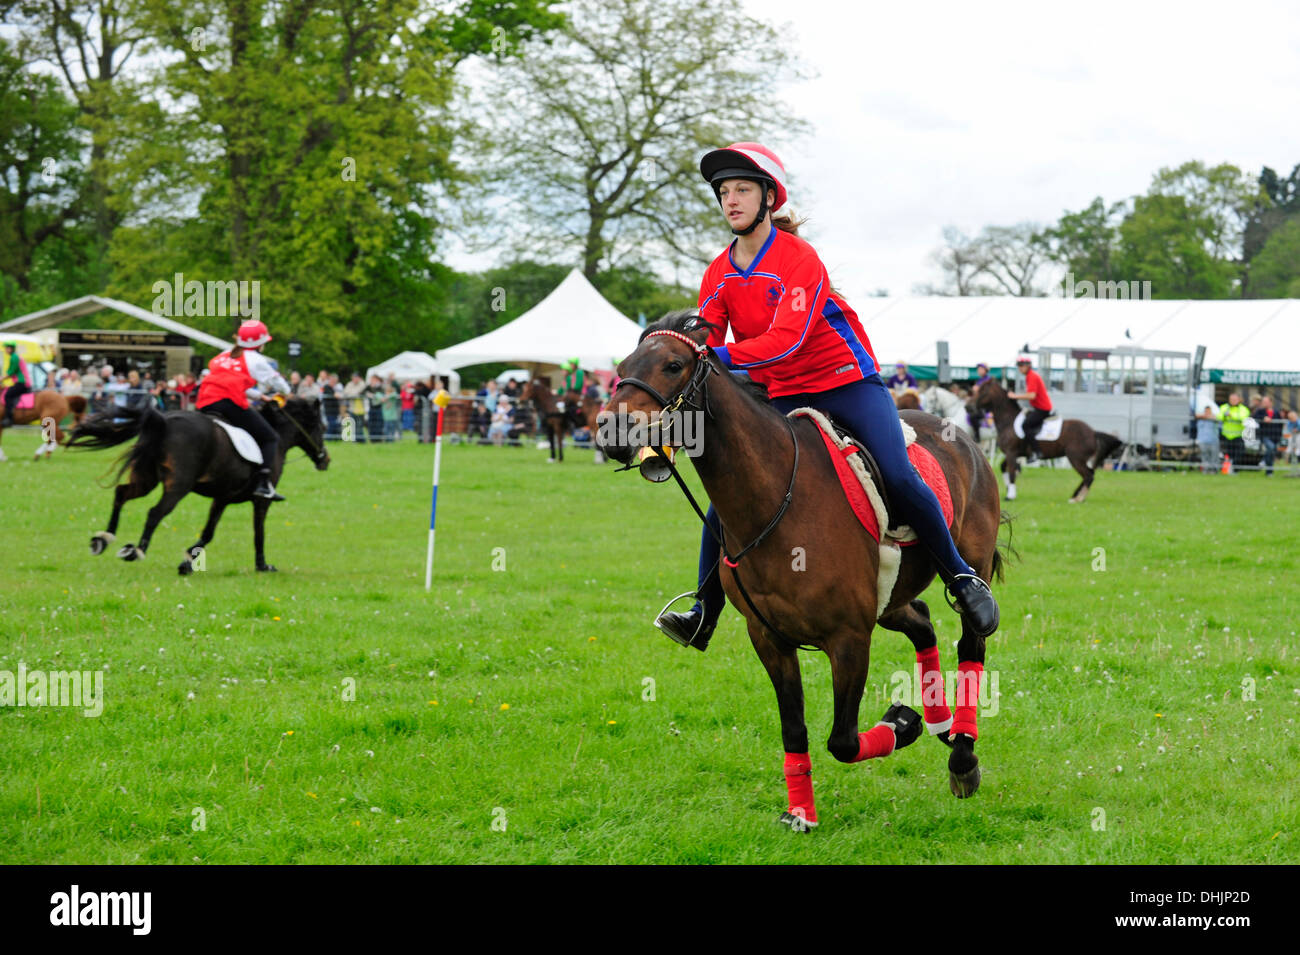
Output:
[425, 391, 450, 590]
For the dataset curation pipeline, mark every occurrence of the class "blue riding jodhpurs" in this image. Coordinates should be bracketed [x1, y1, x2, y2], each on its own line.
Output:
[692, 373, 976, 622]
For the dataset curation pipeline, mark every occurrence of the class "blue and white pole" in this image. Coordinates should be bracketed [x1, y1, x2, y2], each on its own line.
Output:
[425, 389, 451, 590]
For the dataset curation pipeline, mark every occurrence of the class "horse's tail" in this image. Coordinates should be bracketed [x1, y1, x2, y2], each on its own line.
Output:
[67, 395, 87, 420]
[68, 406, 168, 485]
[1090, 431, 1123, 469]
[991, 512, 1017, 584]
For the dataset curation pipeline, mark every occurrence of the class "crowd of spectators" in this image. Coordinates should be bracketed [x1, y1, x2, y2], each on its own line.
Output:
[48, 365, 200, 414]
[1195, 392, 1299, 474]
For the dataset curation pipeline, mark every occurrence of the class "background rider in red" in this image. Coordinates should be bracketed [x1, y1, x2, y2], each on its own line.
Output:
[196, 319, 293, 500]
[1009, 355, 1053, 462]
[654, 141, 1000, 656]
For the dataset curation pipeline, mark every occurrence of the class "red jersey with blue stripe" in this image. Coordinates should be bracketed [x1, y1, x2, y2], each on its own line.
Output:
[1023, 369, 1052, 411]
[699, 227, 879, 397]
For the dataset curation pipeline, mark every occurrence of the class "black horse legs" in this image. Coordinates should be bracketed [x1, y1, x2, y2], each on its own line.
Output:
[178, 499, 229, 575]
[253, 498, 275, 571]
[949, 616, 986, 798]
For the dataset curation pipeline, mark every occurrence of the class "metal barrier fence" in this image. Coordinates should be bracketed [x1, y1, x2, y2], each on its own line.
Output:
[47, 390, 1298, 470]
[1145, 419, 1300, 474]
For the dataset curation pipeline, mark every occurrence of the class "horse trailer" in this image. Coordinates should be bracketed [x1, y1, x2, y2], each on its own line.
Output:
[1029, 346, 1193, 452]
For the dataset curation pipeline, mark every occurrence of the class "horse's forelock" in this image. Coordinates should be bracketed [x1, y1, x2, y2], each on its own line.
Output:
[639, 310, 720, 344]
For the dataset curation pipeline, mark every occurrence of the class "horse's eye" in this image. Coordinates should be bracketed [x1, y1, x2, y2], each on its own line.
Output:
[667, 361, 683, 374]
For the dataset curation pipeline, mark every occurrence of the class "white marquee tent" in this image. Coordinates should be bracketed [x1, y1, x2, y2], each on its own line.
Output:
[365, 350, 460, 393]
[856, 296, 1300, 383]
[435, 269, 642, 372]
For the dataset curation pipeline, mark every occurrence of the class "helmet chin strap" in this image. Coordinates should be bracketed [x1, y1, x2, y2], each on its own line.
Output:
[729, 187, 769, 236]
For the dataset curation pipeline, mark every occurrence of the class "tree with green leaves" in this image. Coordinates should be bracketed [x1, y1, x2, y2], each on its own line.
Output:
[472, 0, 808, 281]
[1243, 162, 1299, 297]
[1040, 196, 1126, 289]
[99, 0, 565, 368]
[1248, 217, 1300, 298]
[0, 36, 85, 302]
[2, 0, 149, 285]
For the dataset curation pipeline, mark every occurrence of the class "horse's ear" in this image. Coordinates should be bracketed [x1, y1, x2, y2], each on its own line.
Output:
[681, 314, 713, 347]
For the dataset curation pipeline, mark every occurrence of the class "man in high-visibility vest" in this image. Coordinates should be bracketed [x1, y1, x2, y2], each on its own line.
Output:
[1218, 392, 1250, 469]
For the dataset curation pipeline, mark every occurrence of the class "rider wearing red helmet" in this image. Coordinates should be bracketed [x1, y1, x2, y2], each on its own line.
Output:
[1010, 354, 1052, 463]
[654, 142, 1000, 649]
[196, 319, 292, 500]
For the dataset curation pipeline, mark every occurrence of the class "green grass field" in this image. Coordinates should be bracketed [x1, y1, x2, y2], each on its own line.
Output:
[1, 432, 1297, 863]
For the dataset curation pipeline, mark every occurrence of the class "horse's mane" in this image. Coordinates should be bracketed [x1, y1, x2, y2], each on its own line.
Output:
[645, 309, 780, 417]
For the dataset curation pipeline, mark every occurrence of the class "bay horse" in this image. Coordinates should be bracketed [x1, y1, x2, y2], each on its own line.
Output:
[0, 390, 87, 461]
[598, 312, 1005, 828]
[892, 388, 921, 410]
[521, 378, 574, 463]
[973, 377, 1123, 502]
[68, 398, 329, 573]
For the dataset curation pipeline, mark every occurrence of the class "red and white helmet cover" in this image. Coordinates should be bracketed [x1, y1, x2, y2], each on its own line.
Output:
[700, 142, 788, 212]
[237, 320, 272, 349]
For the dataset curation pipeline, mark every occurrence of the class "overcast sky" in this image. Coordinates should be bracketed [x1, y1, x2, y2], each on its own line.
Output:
[729, 0, 1300, 302]
[450, 0, 1300, 302]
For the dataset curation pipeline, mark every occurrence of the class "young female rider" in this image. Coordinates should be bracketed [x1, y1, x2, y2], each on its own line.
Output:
[655, 142, 1000, 650]
[196, 319, 293, 500]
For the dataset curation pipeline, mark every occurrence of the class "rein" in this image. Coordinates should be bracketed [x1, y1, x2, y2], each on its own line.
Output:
[270, 401, 328, 465]
[618, 330, 810, 650]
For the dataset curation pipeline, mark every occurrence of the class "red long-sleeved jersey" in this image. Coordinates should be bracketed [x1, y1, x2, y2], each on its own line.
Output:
[699, 227, 879, 398]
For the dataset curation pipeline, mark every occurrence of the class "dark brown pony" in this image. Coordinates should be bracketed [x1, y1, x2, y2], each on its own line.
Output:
[598, 313, 1005, 825]
[892, 388, 921, 410]
[973, 377, 1123, 503]
[0, 390, 87, 461]
[575, 391, 607, 464]
[521, 378, 573, 462]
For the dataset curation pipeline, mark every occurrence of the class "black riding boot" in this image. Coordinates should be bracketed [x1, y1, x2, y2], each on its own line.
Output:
[253, 468, 285, 501]
[948, 574, 999, 638]
[1024, 437, 1040, 464]
[656, 563, 724, 652]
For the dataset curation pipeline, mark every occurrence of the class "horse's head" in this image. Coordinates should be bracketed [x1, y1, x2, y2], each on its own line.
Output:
[279, 396, 330, 470]
[597, 310, 718, 465]
[972, 377, 1005, 411]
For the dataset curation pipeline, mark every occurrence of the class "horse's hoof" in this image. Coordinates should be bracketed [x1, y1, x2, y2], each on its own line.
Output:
[117, 544, 143, 561]
[948, 737, 981, 798]
[89, 531, 114, 555]
[257, 563, 278, 572]
[777, 810, 818, 832]
[949, 764, 981, 798]
[178, 561, 193, 576]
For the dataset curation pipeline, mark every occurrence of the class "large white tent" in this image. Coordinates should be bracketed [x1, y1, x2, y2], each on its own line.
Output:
[436, 269, 642, 372]
[855, 296, 1300, 383]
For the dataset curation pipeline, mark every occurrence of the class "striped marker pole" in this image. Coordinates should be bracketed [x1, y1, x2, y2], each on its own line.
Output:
[425, 390, 451, 590]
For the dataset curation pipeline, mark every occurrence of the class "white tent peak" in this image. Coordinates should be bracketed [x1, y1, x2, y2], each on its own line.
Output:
[436, 268, 642, 371]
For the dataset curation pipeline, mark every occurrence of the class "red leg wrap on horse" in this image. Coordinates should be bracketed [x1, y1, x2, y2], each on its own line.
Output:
[952, 660, 982, 740]
[853, 724, 896, 761]
[917, 645, 953, 733]
[783, 752, 816, 823]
